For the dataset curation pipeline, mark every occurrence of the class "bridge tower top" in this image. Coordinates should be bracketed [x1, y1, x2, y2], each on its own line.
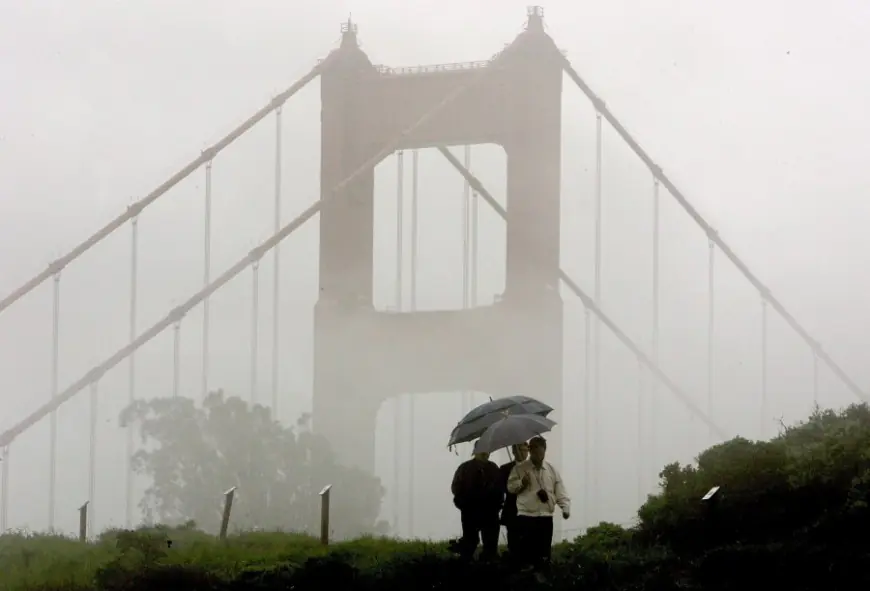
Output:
[526, 6, 545, 32]
[340, 16, 358, 49]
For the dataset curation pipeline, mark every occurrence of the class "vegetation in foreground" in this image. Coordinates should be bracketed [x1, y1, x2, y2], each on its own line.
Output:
[4, 402, 870, 590]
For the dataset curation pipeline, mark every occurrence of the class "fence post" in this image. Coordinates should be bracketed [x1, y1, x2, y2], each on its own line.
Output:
[319, 484, 332, 545]
[79, 501, 89, 542]
[701, 485, 721, 545]
[219, 486, 236, 540]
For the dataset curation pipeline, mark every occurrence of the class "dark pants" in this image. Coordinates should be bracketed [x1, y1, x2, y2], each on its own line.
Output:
[515, 515, 554, 570]
[459, 509, 500, 560]
[502, 517, 520, 555]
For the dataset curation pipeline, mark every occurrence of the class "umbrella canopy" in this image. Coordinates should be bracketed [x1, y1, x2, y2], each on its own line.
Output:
[471, 414, 556, 455]
[448, 396, 553, 447]
[459, 395, 553, 425]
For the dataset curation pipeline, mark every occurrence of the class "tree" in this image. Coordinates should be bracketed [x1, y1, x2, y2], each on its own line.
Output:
[119, 390, 385, 539]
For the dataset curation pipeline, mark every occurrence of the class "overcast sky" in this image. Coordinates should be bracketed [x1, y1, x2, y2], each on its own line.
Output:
[1, 0, 869, 540]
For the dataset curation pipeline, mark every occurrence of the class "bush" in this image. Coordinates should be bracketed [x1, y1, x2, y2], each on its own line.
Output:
[3, 403, 870, 590]
[636, 403, 870, 552]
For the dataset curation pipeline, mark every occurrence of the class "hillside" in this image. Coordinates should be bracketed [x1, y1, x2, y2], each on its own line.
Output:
[3, 403, 870, 590]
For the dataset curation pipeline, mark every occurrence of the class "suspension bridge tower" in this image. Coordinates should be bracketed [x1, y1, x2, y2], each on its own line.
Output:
[313, 10, 564, 474]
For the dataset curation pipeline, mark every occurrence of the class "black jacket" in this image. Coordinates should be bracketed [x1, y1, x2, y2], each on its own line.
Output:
[451, 458, 503, 512]
[499, 460, 519, 524]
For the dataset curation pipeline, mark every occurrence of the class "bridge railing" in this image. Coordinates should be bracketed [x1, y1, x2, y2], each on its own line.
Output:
[373, 61, 491, 76]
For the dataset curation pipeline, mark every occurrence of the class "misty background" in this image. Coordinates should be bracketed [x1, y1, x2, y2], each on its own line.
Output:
[1, 0, 869, 541]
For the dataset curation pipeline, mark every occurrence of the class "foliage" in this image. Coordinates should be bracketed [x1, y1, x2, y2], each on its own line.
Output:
[4, 402, 870, 590]
[636, 402, 870, 553]
[119, 391, 386, 540]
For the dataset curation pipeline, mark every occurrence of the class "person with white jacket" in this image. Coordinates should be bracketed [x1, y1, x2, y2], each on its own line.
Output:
[507, 436, 570, 571]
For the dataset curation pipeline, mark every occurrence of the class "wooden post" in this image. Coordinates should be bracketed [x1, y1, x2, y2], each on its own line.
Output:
[701, 485, 721, 545]
[78, 501, 89, 542]
[219, 486, 236, 540]
[319, 484, 332, 545]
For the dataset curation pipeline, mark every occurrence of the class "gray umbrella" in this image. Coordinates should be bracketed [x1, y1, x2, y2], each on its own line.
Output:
[448, 396, 553, 447]
[459, 395, 553, 425]
[471, 414, 556, 455]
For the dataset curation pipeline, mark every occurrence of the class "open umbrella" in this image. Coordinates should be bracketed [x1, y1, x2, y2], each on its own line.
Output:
[448, 395, 553, 447]
[471, 414, 556, 455]
[459, 395, 553, 425]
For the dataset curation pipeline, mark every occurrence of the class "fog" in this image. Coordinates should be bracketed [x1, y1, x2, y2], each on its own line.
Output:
[1, 0, 869, 542]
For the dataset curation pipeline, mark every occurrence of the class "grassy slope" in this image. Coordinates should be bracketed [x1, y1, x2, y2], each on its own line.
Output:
[6, 403, 870, 590]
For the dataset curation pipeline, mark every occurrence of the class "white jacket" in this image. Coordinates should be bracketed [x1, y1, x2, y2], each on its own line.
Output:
[507, 459, 570, 518]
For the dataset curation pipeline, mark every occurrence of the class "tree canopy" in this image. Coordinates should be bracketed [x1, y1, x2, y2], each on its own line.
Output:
[119, 391, 386, 539]
[634, 402, 870, 554]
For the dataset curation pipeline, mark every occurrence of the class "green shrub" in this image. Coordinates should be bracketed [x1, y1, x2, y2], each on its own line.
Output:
[637, 402, 870, 554]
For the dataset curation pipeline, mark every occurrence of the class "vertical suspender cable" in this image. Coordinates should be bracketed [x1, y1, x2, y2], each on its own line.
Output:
[707, 239, 715, 442]
[582, 307, 592, 528]
[1, 445, 9, 532]
[272, 106, 283, 417]
[470, 154, 479, 310]
[591, 112, 603, 518]
[469, 147, 481, 517]
[408, 149, 419, 537]
[250, 261, 261, 405]
[761, 298, 768, 438]
[650, 177, 660, 493]
[173, 319, 182, 397]
[636, 355, 644, 506]
[812, 351, 819, 407]
[396, 151, 405, 318]
[393, 150, 405, 536]
[48, 272, 61, 530]
[88, 380, 98, 537]
[202, 161, 213, 401]
[461, 145, 472, 416]
[126, 216, 139, 528]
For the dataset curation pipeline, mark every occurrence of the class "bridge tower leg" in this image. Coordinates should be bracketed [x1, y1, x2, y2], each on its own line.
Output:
[313, 21, 381, 472]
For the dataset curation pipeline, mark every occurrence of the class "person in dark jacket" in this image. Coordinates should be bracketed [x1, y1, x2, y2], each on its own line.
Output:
[450, 450, 503, 560]
[499, 442, 529, 554]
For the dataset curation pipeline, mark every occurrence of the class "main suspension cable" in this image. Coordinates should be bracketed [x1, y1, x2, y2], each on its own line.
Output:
[48, 272, 61, 531]
[0, 67, 321, 320]
[560, 58, 867, 403]
[272, 106, 283, 416]
[438, 146, 727, 438]
[126, 215, 139, 528]
[0, 62, 489, 452]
